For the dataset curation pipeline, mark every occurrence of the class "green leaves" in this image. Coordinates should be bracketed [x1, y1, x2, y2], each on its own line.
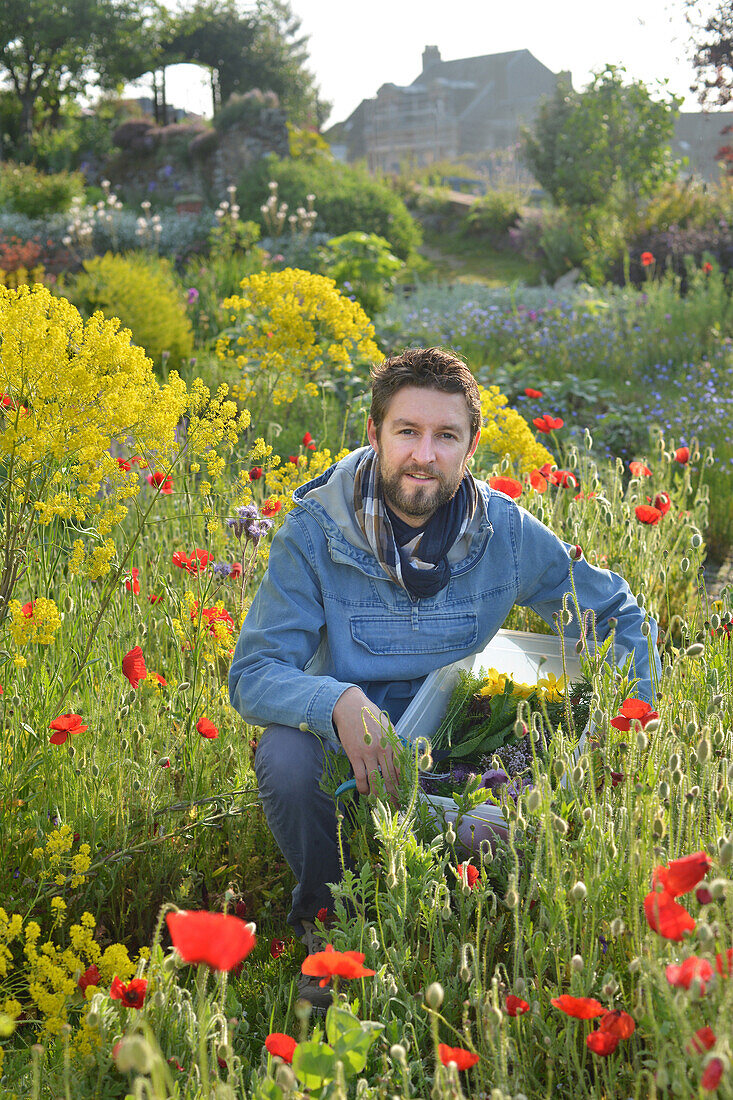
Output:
[290, 1005, 384, 1092]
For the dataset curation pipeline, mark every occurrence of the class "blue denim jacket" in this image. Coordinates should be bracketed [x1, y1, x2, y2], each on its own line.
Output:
[229, 448, 661, 746]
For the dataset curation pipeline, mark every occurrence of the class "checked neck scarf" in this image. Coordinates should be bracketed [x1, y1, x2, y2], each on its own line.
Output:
[353, 448, 478, 599]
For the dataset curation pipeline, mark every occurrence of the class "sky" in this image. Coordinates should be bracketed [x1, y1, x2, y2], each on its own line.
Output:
[139, 0, 724, 124]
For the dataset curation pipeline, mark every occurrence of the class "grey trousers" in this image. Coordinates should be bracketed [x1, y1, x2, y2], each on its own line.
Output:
[254, 723, 349, 934]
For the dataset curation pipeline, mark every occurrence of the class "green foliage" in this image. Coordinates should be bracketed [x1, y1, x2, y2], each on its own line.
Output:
[463, 189, 524, 243]
[0, 162, 84, 217]
[521, 66, 681, 211]
[237, 154, 421, 260]
[69, 252, 194, 369]
[318, 231, 403, 316]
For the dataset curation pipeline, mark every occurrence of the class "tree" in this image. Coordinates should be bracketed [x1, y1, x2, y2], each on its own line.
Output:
[521, 67, 682, 210]
[0, 0, 158, 148]
[687, 0, 733, 106]
[161, 0, 327, 124]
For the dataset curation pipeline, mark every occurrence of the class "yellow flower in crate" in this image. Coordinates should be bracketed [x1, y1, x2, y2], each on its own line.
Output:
[536, 672, 567, 702]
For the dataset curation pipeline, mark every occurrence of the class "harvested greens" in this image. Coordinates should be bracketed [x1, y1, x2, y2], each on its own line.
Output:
[419, 666, 592, 801]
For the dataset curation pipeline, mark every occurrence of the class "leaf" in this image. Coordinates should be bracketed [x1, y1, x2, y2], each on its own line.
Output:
[292, 1040, 336, 1090]
[332, 1022, 384, 1076]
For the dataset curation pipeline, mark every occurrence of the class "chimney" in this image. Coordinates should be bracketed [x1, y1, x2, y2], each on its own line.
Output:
[422, 45, 441, 72]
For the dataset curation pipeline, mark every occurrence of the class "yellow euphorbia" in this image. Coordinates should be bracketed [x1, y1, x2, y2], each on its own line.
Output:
[478, 384, 554, 476]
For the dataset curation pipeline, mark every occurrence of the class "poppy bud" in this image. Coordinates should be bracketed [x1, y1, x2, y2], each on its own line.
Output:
[552, 814, 568, 835]
[425, 982, 444, 1009]
[390, 1044, 407, 1064]
[644, 717, 660, 733]
[709, 877, 728, 899]
[697, 740, 712, 764]
[527, 789, 541, 813]
[505, 888, 519, 909]
[691, 533, 703, 548]
[569, 881, 587, 902]
[686, 643, 705, 657]
[637, 730, 648, 751]
[570, 954, 584, 971]
[720, 841, 733, 866]
[610, 918, 625, 936]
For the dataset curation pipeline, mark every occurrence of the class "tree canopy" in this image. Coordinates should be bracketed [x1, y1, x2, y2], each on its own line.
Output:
[520, 67, 682, 210]
[687, 0, 733, 106]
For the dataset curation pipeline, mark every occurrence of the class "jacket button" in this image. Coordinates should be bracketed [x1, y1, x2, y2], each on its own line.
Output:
[299, 722, 309, 732]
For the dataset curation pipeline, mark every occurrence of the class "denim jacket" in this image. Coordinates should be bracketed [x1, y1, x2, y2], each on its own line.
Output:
[229, 448, 661, 747]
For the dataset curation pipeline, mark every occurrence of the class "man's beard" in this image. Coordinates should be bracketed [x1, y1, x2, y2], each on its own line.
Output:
[380, 463, 463, 520]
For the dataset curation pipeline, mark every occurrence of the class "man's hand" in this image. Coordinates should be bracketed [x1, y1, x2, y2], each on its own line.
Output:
[332, 686, 400, 800]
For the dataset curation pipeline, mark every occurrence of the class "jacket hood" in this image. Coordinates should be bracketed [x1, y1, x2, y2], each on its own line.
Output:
[292, 446, 490, 567]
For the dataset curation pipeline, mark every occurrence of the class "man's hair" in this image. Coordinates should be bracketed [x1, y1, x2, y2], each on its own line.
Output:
[370, 347, 482, 440]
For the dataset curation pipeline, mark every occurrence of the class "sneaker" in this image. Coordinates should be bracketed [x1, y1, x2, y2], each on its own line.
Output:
[297, 920, 332, 1012]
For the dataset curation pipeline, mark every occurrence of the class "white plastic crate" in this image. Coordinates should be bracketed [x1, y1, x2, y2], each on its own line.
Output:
[394, 628, 585, 845]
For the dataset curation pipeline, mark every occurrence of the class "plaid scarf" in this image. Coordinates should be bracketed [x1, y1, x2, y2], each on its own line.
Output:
[353, 448, 478, 598]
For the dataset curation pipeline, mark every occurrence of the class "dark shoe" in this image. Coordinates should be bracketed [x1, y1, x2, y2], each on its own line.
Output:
[297, 920, 332, 1012]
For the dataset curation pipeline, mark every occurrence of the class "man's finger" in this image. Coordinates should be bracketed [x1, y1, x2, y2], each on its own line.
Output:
[353, 761, 370, 796]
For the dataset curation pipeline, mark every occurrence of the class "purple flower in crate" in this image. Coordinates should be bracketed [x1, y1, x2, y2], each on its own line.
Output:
[480, 768, 509, 791]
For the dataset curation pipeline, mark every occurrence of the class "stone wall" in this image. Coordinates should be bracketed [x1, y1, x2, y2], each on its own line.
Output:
[104, 109, 290, 204]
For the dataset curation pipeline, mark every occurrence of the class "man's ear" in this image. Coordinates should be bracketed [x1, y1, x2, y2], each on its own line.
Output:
[366, 416, 379, 453]
[467, 428, 481, 461]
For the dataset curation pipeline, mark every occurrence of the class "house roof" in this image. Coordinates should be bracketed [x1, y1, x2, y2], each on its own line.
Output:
[411, 49, 556, 90]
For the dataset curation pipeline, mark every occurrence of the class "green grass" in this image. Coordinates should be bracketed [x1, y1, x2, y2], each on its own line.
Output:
[416, 225, 544, 286]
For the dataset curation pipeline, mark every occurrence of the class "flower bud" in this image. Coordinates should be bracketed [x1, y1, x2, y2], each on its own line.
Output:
[719, 840, 733, 866]
[114, 1035, 155, 1074]
[526, 788, 541, 813]
[570, 954, 584, 971]
[569, 881, 587, 902]
[636, 730, 648, 751]
[686, 643, 705, 657]
[610, 918, 625, 936]
[425, 982, 444, 1010]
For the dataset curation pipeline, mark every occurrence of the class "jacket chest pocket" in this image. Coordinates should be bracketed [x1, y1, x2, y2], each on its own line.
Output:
[350, 613, 478, 656]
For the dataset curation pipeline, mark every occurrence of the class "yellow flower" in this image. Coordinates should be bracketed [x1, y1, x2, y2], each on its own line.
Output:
[537, 673, 566, 702]
[478, 385, 553, 476]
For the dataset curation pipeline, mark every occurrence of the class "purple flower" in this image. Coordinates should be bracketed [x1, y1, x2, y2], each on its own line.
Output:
[480, 768, 509, 790]
[211, 561, 232, 577]
[187, 287, 199, 304]
[227, 505, 272, 542]
[163, 164, 174, 178]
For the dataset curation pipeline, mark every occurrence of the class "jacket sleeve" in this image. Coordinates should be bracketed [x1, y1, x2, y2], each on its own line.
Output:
[228, 512, 355, 746]
[513, 504, 662, 703]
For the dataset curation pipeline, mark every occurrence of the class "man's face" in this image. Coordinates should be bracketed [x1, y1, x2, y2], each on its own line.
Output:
[366, 385, 480, 527]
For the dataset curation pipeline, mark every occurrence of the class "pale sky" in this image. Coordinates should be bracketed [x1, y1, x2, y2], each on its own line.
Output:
[138, 0, 725, 124]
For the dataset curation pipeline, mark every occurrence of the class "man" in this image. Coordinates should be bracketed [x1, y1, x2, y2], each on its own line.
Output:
[229, 347, 660, 1004]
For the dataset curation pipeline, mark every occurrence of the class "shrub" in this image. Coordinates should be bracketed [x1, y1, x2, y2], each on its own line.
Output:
[318, 231, 403, 316]
[0, 163, 84, 218]
[463, 189, 524, 243]
[236, 155, 421, 260]
[112, 119, 158, 153]
[189, 128, 220, 160]
[69, 252, 194, 368]
[214, 89, 280, 134]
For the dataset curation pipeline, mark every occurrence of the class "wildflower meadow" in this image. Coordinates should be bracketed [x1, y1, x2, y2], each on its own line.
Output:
[3, 191, 733, 1100]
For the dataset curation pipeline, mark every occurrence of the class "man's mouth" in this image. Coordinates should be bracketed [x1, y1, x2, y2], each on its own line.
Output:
[405, 472, 437, 482]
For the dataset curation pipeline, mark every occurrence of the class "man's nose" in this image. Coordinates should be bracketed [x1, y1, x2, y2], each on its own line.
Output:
[412, 433, 436, 465]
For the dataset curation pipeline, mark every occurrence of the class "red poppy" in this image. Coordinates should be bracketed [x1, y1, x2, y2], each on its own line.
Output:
[148, 594, 163, 604]
[116, 458, 131, 472]
[675, 446, 690, 464]
[598, 1010, 635, 1040]
[697, 885, 714, 905]
[288, 455, 299, 465]
[438, 1044, 479, 1070]
[316, 907, 329, 923]
[611, 771, 626, 786]
[172, 549, 213, 574]
[249, 467, 263, 480]
[21, 601, 34, 618]
[610, 698, 659, 731]
[0, 393, 16, 409]
[301, 944, 375, 987]
[527, 469, 548, 493]
[586, 1031, 619, 1056]
[533, 414, 564, 433]
[506, 994, 529, 1016]
[78, 964, 101, 992]
[192, 605, 235, 635]
[715, 947, 733, 976]
[265, 1033, 297, 1063]
[701, 1057, 724, 1090]
[129, 455, 146, 467]
[635, 503, 662, 525]
[653, 851, 711, 897]
[197, 717, 219, 739]
[110, 976, 148, 1008]
[653, 492, 671, 515]
[125, 567, 140, 595]
[703, 261, 714, 274]
[665, 955, 713, 993]
[457, 862, 479, 889]
[49, 713, 88, 745]
[644, 889, 695, 940]
[629, 461, 652, 477]
[262, 499, 282, 517]
[524, 388, 543, 399]
[154, 673, 167, 686]
[550, 469, 579, 488]
[302, 432, 316, 449]
[574, 491, 597, 501]
[551, 995, 605, 1019]
[166, 910, 256, 970]
[270, 938, 286, 959]
[488, 476, 522, 499]
[688, 1027, 717, 1054]
[122, 646, 147, 689]
[641, 251, 655, 266]
[146, 471, 173, 494]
